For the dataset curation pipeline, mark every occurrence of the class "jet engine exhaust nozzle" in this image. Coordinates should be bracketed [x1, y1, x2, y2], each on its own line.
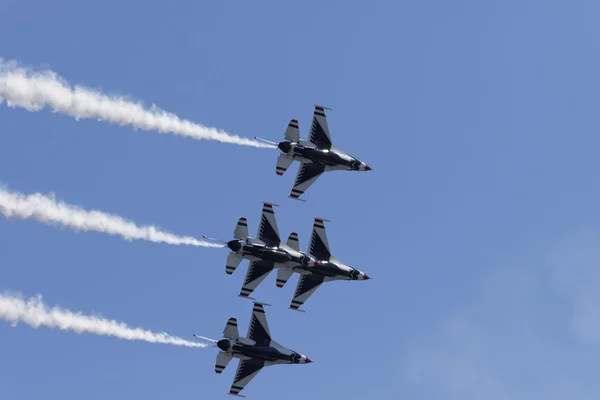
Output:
[227, 240, 242, 252]
[217, 339, 231, 351]
[278, 141, 292, 153]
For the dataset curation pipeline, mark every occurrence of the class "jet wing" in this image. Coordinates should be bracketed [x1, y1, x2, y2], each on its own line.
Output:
[289, 274, 325, 311]
[247, 302, 272, 347]
[229, 358, 265, 397]
[309, 218, 331, 260]
[239, 260, 275, 299]
[289, 162, 325, 200]
[257, 202, 281, 245]
[309, 105, 332, 149]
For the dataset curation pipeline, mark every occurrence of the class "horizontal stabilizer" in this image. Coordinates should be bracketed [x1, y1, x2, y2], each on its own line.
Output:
[223, 318, 239, 339]
[216, 351, 233, 374]
[234, 218, 249, 239]
[284, 119, 300, 142]
[226, 253, 243, 275]
[286, 232, 300, 251]
[276, 267, 294, 288]
[276, 154, 294, 176]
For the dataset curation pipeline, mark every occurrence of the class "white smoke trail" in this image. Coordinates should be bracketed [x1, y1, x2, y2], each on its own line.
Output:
[0, 59, 273, 148]
[0, 187, 222, 248]
[0, 293, 208, 348]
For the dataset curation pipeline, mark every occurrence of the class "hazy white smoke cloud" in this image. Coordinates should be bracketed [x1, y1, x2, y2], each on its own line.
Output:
[0, 59, 273, 148]
[0, 293, 207, 348]
[0, 187, 221, 248]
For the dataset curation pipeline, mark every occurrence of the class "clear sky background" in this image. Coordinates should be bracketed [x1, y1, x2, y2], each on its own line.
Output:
[1, 0, 600, 399]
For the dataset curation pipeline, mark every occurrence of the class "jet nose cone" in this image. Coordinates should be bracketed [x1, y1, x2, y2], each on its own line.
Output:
[227, 240, 242, 252]
[363, 273, 371, 280]
[305, 357, 313, 364]
[364, 164, 373, 171]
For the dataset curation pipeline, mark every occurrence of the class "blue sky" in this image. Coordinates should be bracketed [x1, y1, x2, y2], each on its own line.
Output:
[1, 0, 600, 398]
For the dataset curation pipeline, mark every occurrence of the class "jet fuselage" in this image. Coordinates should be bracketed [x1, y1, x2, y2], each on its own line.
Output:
[294, 258, 370, 282]
[278, 141, 370, 171]
[227, 239, 316, 268]
[217, 338, 310, 365]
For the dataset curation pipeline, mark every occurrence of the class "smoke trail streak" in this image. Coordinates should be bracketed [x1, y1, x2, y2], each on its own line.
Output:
[0, 187, 222, 248]
[0, 59, 273, 148]
[0, 293, 207, 348]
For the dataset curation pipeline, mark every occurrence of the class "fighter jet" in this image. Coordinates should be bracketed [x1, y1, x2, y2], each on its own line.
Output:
[255, 105, 372, 200]
[277, 217, 371, 311]
[194, 302, 312, 397]
[208, 202, 319, 300]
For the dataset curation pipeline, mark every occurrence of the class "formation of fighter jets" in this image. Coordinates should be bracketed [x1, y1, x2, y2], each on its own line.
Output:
[199, 105, 372, 396]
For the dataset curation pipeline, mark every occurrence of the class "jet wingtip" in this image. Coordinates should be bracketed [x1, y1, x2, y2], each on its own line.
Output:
[289, 195, 307, 202]
[262, 201, 280, 208]
[253, 301, 272, 307]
